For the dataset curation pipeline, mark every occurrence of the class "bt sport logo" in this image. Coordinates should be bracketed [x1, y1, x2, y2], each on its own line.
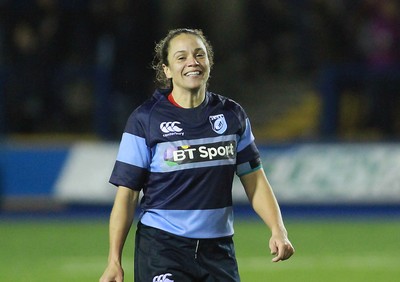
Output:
[164, 141, 236, 166]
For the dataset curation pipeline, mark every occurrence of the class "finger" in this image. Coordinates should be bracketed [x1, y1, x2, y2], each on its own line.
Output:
[270, 242, 281, 262]
[269, 242, 278, 256]
[271, 249, 283, 262]
[272, 242, 290, 262]
[275, 243, 295, 262]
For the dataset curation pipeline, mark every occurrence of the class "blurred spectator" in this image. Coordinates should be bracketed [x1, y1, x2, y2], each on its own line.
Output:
[245, 0, 297, 75]
[4, 0, 68, 132]
[88, 0, 157, 137]
[6, 21, 45, 132]
[357, 0, 400, 67]
[308, 0, 362, 67]
[357, 0, 400, 135]
[313, 0, 365, 137]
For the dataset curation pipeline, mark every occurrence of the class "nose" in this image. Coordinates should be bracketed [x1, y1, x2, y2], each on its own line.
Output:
[187, 55, 199, 66]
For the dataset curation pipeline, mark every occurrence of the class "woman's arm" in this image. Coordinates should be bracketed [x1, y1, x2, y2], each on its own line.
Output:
[100, 186, 140, 282]
[240, 169, 294, 262]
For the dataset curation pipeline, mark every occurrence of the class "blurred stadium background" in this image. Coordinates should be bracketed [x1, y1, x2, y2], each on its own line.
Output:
[1, 0, 400, 281]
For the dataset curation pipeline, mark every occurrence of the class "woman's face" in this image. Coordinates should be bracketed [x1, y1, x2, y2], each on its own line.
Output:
[163, 33, 210, 92]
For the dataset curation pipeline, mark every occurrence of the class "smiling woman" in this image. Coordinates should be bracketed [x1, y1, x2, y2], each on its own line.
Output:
[99, 28, 294, 282]
[159, 31, 211, 108]
[152, 28, 214, 90]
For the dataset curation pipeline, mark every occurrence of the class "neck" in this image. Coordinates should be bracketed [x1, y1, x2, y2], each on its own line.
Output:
[171, 87, 206, 108]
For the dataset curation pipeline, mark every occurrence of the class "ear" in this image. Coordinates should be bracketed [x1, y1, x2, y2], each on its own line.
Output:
[162, 64, 172, 79]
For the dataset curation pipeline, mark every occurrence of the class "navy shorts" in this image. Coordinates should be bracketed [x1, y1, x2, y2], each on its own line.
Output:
[134, 222, 240, 282]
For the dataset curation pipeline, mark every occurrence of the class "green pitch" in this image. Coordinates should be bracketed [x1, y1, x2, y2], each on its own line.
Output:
[1, 217, 399, 281]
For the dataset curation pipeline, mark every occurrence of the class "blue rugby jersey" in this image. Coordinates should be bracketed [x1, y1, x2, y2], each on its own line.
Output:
[110, 89, 262, 238]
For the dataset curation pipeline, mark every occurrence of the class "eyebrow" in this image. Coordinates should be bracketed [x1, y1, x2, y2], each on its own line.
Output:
[172, 48, 205, 57]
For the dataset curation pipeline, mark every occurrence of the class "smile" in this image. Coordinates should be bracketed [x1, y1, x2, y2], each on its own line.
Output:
[185, 71, 201, 76]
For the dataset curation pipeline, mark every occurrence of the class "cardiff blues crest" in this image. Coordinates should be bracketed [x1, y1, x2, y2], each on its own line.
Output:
[209, 114, 227, 134]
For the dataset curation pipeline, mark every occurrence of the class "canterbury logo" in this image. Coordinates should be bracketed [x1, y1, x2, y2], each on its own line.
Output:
[160, 121, 184, 137]
[153, 273, 174, 282]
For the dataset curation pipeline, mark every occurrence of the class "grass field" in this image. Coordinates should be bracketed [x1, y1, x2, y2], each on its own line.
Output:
[1, 216, 399, 281]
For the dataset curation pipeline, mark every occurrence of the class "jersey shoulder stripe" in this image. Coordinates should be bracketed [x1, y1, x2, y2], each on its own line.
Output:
[237, 118, 255, 153]
[116, 132, 150, 168]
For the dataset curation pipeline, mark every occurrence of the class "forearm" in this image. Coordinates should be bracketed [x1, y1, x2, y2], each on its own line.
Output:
[252, 177, 287, 235]
[241, 168, 294, 261]
[107, 186, 139, 264]
[241, 169, 287, 236]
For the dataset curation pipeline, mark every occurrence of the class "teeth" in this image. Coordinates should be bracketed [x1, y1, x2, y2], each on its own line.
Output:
[186, 71, 200, 76]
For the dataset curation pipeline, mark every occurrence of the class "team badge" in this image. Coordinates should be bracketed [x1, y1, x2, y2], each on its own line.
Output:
[209, 114, 227, 134]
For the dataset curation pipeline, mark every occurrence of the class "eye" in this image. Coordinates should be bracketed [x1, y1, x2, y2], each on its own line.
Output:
[177, 56, 185, 61]
[196, 53, 205, 58]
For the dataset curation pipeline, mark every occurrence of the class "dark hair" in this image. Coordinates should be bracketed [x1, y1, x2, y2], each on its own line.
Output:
[152, 28, 214, 89]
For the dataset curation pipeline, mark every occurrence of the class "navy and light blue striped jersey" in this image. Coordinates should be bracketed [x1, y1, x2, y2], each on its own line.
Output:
[110, 89, 261, 238]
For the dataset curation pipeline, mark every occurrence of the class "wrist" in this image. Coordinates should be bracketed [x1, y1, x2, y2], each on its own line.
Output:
[108, 255, 122, 265]
[271, 225, 287, 237]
